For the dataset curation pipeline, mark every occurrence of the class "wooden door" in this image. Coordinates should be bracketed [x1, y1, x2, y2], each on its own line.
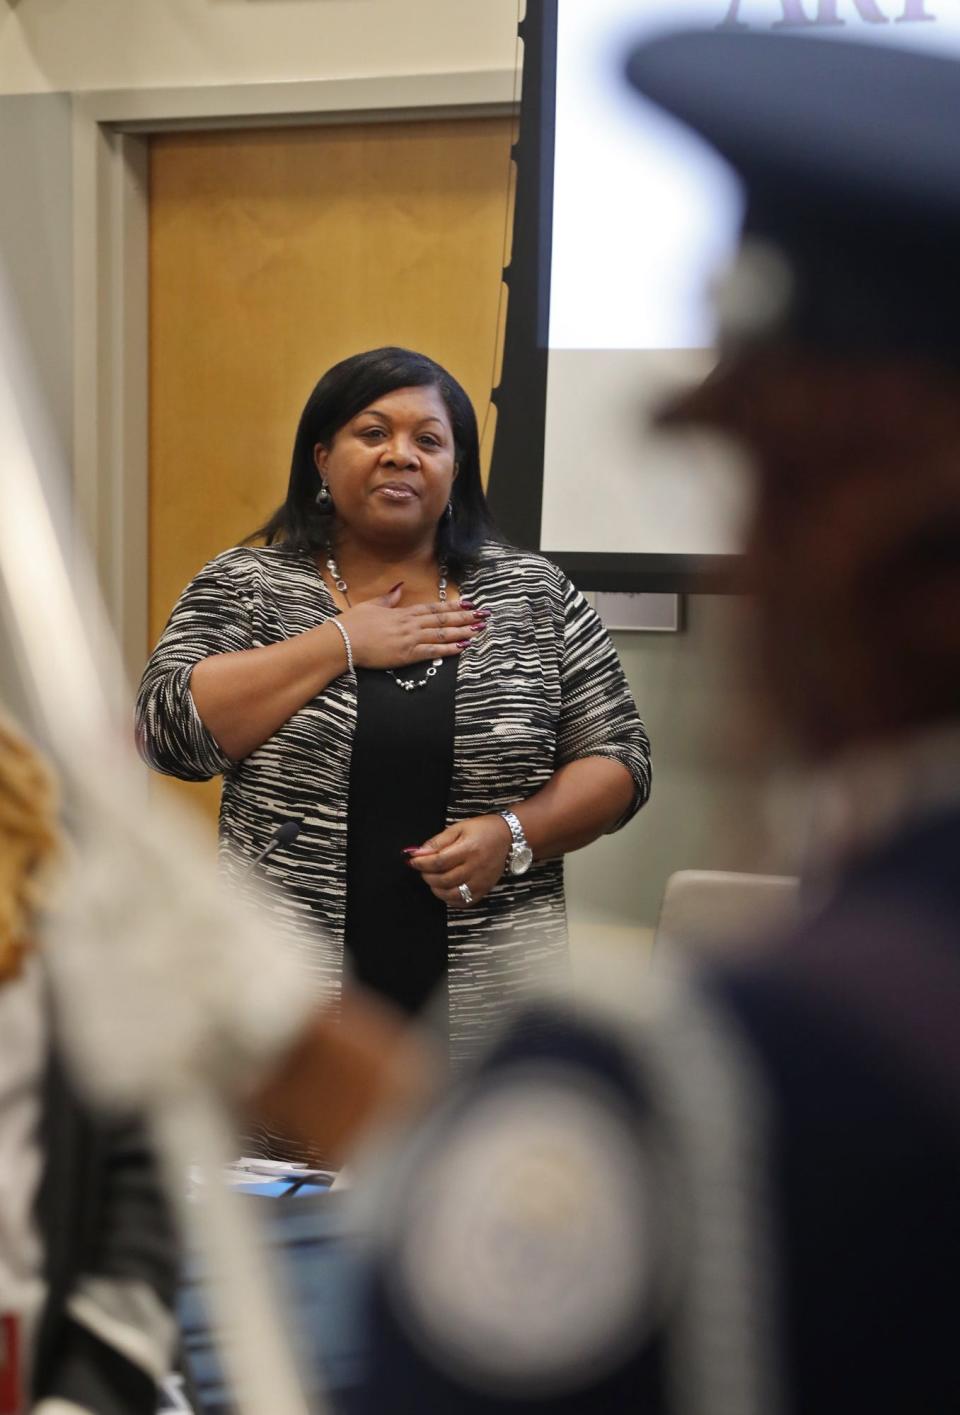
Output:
[148, 116, 514, 824]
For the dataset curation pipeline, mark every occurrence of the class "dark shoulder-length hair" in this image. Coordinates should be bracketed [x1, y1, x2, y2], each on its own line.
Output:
[248, 346, 501, 576]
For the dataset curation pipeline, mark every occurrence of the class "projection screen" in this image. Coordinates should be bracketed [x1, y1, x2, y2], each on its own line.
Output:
[486, 0, 960, 591]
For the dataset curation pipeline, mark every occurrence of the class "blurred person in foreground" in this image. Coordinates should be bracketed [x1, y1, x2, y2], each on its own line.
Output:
[0, 697, 431, 1413]
[347, 32, 960, 1415]
[0, 708, 177, 1415]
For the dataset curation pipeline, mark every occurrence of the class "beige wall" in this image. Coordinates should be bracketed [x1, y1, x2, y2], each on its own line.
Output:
[568, 596, 790, 951]
[0, 0, 521, 95]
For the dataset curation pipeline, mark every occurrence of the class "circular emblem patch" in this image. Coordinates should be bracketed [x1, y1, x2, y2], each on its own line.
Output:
[385, 1064, 655, 1397]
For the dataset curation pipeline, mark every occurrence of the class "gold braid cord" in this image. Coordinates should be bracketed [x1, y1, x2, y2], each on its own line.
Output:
[0, 707, 60, 985]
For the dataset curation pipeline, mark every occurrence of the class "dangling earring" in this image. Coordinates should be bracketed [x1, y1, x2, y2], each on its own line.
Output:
[316, 480, 333, 511]
[446, 461, 460, 521]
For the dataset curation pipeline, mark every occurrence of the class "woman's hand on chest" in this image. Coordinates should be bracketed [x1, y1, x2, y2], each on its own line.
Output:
[341, 588, 487, 670]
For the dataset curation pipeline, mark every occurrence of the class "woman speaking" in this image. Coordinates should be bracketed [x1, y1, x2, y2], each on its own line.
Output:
[136, 347, 651, 1067]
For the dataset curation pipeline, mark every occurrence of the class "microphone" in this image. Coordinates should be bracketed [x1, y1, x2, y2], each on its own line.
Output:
[246, 819, 301, 876]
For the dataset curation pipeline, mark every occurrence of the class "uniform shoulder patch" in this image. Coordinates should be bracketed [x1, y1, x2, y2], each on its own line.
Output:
[380, 1062, 665, 1399]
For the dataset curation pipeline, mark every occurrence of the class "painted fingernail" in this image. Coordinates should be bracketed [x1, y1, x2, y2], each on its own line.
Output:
[476, 608, 492, 617]
[402, 847, 420, 857]
[460, 598, 476, 608]
[457, 641, 471, 649]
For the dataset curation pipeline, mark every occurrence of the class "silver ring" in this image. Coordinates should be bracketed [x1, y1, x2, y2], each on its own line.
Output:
[458, 883, 474, 905]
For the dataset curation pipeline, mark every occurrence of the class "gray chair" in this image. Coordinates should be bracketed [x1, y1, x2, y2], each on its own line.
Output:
[655, 869, 800, 960]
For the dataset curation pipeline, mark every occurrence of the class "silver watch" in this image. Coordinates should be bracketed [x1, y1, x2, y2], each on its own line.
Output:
[500, 810, 533, 877]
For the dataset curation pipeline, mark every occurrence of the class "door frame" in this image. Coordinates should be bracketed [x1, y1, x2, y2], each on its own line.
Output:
[71, 70, 518, 681]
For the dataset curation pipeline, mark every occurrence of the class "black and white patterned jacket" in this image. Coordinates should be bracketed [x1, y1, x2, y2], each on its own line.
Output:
[135, 542, 651, 1067]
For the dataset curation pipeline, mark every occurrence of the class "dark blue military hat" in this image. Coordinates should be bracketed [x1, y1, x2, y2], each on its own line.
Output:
[625, 30, 960, 362]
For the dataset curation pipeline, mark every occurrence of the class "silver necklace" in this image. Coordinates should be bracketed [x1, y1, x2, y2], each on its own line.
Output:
[324, 551, 449, 692]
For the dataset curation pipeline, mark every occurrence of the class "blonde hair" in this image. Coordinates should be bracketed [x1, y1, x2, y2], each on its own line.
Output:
[0, 707, 60, 983]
